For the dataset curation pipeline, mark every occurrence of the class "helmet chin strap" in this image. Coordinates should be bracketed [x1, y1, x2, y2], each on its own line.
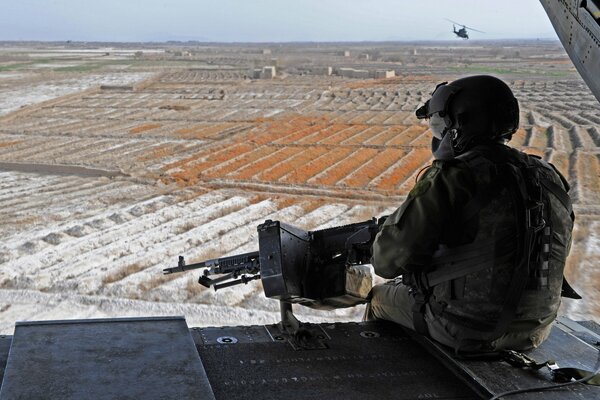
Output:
[449, 128, 464, 153]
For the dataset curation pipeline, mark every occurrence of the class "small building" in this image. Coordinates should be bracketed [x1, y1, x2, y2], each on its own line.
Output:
[359, 53, 370, 60]
[311, 66, 332, 76]
[338, 68, 354, 78]
[375, 70, 396, 79]
[252, 68, 262, 79]
[260, 66, 276, 79]
[262, 49, 272, 55]
[352, 69, 369, 79]
[338, 68, 369, 79]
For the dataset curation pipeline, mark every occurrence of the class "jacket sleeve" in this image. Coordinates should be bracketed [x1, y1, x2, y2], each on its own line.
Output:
[371, 161, 475, 279]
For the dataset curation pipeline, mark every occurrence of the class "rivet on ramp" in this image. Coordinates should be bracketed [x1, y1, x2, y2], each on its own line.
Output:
[359, 331, 380, 338]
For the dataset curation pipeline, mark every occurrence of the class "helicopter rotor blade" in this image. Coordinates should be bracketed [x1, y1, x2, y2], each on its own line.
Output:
[463, 26, 486, 33]
[445, 18, 463, 25]
[445, 18, 485, 34]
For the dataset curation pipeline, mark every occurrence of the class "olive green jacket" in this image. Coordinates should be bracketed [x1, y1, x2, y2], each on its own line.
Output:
[372, 158, 476, 278]
[371, 143, 574, 337]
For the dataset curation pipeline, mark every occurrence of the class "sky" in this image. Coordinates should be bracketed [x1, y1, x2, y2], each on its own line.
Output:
[0, 0, 558, 42]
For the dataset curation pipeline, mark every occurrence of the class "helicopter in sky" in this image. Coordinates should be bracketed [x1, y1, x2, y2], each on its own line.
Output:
[446, 19, 485, 39]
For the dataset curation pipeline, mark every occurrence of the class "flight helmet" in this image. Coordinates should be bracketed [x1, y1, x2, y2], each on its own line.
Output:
[416, 75, 520, 153]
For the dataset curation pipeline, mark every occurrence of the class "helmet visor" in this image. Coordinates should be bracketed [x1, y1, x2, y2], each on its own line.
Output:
[415, 82, 461, 119]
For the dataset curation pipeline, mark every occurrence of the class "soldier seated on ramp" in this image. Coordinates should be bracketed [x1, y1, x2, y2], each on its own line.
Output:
[365, 75, 576, 353]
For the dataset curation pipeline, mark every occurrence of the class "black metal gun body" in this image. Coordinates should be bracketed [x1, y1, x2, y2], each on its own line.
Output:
[164, 216, 387, 309]
[258, 218, 385, 308]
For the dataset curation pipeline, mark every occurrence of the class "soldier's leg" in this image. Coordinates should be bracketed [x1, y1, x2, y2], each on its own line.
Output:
[364, 279, 416, 329]
[364, 280, 473, 351]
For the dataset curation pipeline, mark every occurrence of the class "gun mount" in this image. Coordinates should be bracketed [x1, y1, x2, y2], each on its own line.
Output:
[164, 217, 386, 347]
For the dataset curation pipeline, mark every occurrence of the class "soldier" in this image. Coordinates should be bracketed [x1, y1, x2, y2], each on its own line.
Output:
[366, 75, 576, 353]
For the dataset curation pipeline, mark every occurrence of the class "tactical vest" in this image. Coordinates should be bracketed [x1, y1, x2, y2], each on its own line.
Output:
[410, 145, 576, 341]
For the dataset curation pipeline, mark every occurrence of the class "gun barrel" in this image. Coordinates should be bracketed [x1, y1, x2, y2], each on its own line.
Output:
[163, 251, 260, 276]
[163, 256, 209, 275]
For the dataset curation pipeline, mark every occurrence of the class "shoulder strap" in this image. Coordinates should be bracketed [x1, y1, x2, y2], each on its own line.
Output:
[540, 178, 574, 218]
[453, 150, 498, 222]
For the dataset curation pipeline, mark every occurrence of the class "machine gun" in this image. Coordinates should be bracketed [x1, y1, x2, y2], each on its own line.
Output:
[164, 251, 262, 291]
[164, 217, 387, 347]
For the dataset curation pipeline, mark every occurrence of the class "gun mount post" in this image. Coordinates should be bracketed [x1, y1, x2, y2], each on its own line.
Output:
[164, 217, 388, 350]
[279, 301, 300, 334]
[274, 300, 329, 350]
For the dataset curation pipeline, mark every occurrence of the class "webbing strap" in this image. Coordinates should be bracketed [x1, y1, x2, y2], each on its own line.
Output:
[554, 367, 600, 385]
[427, 251, 515, 287]
[540, 178, 574, 217]
[411, 293, 430, 335]
[430, 227, 514, 262]
[501, 351, 600, 386]
[456, 151, 497, 222]
[488, 163, 533, 337]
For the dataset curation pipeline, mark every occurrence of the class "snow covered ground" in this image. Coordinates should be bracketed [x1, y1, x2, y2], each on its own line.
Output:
[0, 42, 597, 335]
[0, 170, 392, 334]
[0, 72, 153, 116]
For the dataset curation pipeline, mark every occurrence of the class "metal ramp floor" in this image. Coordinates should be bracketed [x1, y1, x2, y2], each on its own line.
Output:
[0, 316, 596, 399]
[0, 316, 215, 400]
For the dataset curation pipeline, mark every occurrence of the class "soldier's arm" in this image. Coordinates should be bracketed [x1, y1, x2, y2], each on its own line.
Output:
[371, 161, 475, 278]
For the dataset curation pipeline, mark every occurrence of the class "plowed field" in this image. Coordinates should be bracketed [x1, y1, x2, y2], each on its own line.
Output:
[0, 41, 598, 331]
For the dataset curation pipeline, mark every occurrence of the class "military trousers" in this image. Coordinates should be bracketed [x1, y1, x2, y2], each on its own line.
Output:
[365, 279, 554, 353]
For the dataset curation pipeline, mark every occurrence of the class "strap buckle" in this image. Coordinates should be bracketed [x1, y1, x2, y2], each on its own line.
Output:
[502, 350, 552, 370]
[526, 202, 546, 231]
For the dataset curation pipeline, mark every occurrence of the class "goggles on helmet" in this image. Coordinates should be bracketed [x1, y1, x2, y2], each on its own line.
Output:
[415, 82, 462, 120]
[429, 113, 446, 139]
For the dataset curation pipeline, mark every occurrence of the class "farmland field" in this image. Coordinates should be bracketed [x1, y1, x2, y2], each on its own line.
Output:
[0, 40, 598, 332]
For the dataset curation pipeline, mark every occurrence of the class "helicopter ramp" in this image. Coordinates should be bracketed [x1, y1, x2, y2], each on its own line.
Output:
[0, 316, 215, 400]
[193, 319, 600, 400]
[0, 317, 597, 399]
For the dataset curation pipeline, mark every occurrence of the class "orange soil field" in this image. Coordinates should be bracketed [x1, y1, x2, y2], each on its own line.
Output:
[376, 147, 433, 192]
[136, 143, 178, 162]
[283, 147, 355, 184]
[167, 143, 255, 184]
[159, 113, 442, 195]
[0, 141, 21, 149]
[387, 125, 429, 146]
[341, 126, 384, 145]
[203, 145, 275, 178]
[129, 123, 162, 134]
[251, 116, 331, 145]
[311, 148, 380, 186]
[257, 146, 330, 182]
[231, 147, 299, 180]
[342, 148, 406, 188]
[319, 125, 369, 144]
[174, 123, 242, 139]
[364, 126, 407, 145]
[296, 124, 352, 144]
